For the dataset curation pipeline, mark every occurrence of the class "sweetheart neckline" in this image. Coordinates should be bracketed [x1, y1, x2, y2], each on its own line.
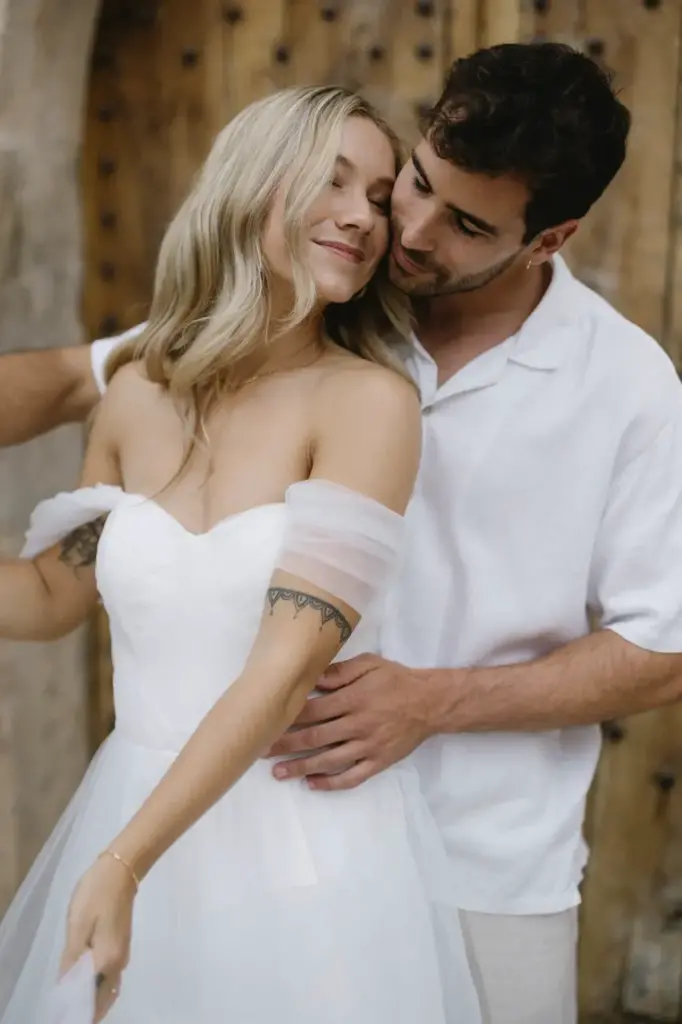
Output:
[110, 489, 286, 540]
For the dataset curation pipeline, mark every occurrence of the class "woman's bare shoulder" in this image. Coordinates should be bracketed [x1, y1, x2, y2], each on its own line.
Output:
[315, 353, 421, 418]
[102, 360, 163, 412]
[305, 358, 421, 512]
[94, 360, 166, 445]
[106, 358, 154, 391]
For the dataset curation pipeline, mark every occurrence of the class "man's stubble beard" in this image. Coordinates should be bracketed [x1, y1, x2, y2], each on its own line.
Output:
[390, 249, 522, 299]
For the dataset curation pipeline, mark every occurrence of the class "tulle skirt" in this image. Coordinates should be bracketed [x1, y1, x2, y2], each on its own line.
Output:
[0, 729, 481, 1023]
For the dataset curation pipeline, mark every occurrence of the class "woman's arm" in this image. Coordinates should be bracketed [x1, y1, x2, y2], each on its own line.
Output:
[0, 377, 122, 640]
[60, 367, 421, 1006]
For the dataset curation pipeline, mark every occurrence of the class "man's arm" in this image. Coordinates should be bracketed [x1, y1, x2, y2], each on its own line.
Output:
[0, 324, 146, 447]
[265, 631, 682, 791]
[0, 345, 99, 446]
[423, 629, 682, 732]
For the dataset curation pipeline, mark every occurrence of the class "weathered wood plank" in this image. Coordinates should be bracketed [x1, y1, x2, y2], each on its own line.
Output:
[619, 712, 682, 1020]
[221, 0, 287, 121]
[157, 0, 216, 224]
[287, 0, 337, 87]
[663, 6, 682, 371]
[579, 714, 669, 1016]
[479, 0, 532, 47]
[328, 0, 393, 107]
[447, 0, 480, 61]
[565, 0, 681, 340]
[386, 0, 446, 144]
[534, 0, 583, 45]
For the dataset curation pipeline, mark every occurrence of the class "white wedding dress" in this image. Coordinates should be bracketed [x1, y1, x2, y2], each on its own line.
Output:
[0, 482, 480, 1023]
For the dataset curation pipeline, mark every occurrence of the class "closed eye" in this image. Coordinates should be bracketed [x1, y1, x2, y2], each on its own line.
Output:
[413, 168, 487, 238]
[452, 215, 483, 239]
[371, 196, 391, 214]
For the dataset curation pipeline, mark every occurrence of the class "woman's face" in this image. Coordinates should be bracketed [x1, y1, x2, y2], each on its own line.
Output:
[263, 115, 397, 305]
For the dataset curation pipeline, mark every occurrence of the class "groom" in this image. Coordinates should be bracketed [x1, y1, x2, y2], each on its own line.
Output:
[4, 43, 682, 1023]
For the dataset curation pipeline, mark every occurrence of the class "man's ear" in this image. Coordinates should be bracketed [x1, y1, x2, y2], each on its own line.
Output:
[531, 221, 579, 262]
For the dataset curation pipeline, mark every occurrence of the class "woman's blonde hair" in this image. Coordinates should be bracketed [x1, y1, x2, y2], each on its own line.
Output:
[105, 85, 414, 417]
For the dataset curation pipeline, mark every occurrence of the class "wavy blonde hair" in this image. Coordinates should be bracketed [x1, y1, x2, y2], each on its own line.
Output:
[105, 85, 414, 419]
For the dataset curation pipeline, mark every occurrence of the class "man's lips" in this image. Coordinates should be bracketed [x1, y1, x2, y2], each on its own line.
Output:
[314, 240, 365, 263]
[391, 240, 427, 274]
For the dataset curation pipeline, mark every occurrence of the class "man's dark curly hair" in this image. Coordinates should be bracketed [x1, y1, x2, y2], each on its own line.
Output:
[423, 42, 631, 242]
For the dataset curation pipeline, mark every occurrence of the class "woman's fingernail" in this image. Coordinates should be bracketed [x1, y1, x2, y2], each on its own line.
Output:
[273, 765, 289, 780]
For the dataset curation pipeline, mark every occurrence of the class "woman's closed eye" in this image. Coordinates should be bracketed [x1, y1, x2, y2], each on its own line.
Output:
[331, 178, 390, 216]
[370, 195, 391, 215]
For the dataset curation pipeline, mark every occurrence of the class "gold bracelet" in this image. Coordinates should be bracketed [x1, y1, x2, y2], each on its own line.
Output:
[98, 849, 141, 892]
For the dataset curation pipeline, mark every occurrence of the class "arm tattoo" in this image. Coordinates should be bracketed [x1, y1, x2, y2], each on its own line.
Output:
[266, 587, 352, 644]
[58, 515, 107, 571]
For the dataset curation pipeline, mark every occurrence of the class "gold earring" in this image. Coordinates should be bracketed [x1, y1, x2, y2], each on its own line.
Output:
[526, 259, 533, 271]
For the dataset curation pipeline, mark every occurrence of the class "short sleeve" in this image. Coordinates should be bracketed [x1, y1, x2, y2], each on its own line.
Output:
[90, 322, 148, 394]
[588, 401, 682, 653]
[275, 479, 405, 615]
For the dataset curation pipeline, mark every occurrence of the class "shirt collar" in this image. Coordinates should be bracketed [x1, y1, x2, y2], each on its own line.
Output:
[508, 254, 582, 371]
[397, 254, 584, 403]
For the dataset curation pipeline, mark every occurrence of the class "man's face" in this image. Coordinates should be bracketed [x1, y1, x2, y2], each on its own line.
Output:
[389, 139, 532, 297]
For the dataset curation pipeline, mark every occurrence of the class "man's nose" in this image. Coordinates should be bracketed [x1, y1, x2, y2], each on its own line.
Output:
[399, 213, 436, 252]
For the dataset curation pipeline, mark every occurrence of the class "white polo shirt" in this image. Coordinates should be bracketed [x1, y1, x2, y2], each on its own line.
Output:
[380, 255, 682, 913]
[90, 256, 682, 914]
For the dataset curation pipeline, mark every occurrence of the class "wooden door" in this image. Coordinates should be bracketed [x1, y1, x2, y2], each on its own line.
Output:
[81, 2, 682, 1018]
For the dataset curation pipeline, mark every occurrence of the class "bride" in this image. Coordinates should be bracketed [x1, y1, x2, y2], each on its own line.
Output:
[0, 85, 480, 1023]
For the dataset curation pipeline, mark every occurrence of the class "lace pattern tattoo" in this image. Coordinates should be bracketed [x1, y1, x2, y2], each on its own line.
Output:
[58, 515, 108, 571]
[266, 587, 352, 644]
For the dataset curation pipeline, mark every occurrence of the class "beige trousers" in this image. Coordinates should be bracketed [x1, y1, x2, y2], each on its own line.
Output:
[459, 908, 578, 1024]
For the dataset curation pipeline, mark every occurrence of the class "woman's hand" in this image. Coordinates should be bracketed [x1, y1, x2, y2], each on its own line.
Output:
[59, 853, 137, 1022]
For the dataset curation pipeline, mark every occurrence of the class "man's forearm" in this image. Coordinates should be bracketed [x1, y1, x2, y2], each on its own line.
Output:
[0, 345, 98, 445]
[424, 629, 682, 733]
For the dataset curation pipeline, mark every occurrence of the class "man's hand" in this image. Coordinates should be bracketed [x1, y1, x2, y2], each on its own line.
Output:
[266, 654, 433, 791]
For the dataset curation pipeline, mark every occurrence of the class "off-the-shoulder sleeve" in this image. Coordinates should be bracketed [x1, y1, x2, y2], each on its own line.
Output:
[275, 479, 405, 614]
[20, 485, 125, 559]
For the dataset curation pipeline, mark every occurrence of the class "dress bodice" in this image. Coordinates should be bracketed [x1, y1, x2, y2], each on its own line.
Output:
[22, 486, 384, 753]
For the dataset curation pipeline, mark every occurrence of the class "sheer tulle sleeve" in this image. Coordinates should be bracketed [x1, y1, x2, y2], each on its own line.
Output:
[20, 484, 125, 559]
[275, 479, 405, 615]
